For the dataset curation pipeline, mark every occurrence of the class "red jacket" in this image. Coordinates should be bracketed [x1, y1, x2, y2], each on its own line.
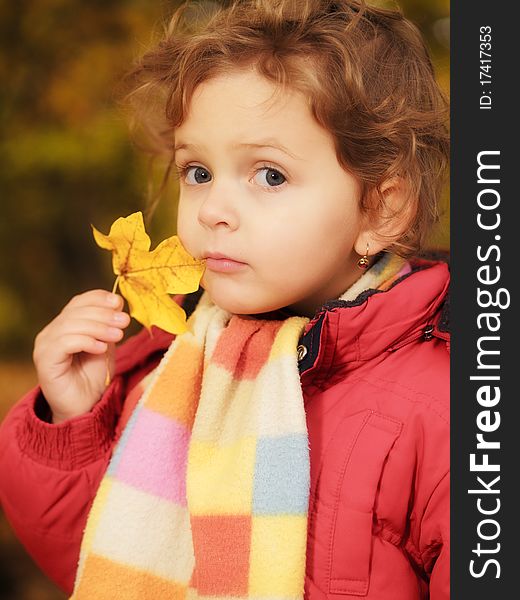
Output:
[0, 258, 450, 599]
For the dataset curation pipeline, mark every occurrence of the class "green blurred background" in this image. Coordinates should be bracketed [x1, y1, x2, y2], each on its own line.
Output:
[0, 1, 449, 598]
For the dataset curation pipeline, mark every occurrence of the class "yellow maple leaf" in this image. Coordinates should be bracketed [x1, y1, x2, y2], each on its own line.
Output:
[92, 211, 205, 334]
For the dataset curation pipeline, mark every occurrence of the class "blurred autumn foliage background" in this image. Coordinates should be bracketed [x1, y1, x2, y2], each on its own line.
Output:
[0, 0, 449, 598]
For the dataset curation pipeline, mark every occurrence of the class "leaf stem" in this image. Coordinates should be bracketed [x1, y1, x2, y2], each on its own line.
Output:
[104, 276, 121, 387]
[111, 275, 120, 295]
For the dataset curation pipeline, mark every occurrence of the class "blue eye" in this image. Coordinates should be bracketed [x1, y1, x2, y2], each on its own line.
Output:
[254, 167, 286, 188]
[182, 165, 212, 184]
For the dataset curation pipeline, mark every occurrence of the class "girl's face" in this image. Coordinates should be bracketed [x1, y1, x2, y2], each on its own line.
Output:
[176, 68, 368, 317]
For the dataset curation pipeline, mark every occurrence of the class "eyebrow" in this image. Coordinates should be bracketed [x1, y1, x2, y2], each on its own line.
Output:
[174, 140, 301, 160]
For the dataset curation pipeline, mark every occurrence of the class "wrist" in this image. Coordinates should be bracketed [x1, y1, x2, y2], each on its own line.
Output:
[21, 379, 124, 470]
[51, 408, 91, 424]
[51, 412, 72, 425]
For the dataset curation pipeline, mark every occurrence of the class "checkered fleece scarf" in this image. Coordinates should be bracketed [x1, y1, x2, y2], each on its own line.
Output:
[71, 253, 409, 599]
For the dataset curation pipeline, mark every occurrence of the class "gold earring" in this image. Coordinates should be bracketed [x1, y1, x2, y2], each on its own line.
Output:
[357, 242, 370, 270]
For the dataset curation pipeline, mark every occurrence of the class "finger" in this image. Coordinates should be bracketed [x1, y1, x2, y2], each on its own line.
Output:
[62, 306, 131, 328]
[48, 334, 108, 363]
[55, 318, 126, 343]
[33, 317, 122, 365]
[66, 290, 124, 311]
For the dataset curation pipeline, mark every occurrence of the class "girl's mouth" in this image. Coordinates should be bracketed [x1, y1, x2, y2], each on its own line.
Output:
[205, 257, 248, 273]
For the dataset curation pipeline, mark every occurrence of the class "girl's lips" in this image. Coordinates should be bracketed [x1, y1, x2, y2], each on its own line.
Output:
[205, 257, 247, 273]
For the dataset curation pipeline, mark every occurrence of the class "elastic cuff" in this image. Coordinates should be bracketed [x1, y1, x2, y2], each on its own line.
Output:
[18, 378, 124, 470]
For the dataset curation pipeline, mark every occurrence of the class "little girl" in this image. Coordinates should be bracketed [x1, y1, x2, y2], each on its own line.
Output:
[0, 1, 450, 599]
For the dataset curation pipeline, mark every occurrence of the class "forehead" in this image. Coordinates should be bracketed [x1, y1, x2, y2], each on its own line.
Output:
[174, 68, 333, 155]
[186, 68, 297, 118]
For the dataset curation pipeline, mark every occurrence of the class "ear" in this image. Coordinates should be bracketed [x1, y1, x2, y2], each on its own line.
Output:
[354, 177, 416, 257]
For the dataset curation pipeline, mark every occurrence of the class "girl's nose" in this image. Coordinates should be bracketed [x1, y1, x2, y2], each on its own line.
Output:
[197, 182, 239, 231]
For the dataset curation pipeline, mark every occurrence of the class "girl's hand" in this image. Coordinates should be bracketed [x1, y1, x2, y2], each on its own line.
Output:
[32, 290, 131, 424]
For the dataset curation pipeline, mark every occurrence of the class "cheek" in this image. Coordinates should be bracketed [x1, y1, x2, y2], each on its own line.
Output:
[176, 201, 197, 248]
[175, 217, 188, 249]
[253, 230, 319, 287]
[176, 226, 199, 263]
[262, 211, 358, 282]
[266, 205, 349, 257]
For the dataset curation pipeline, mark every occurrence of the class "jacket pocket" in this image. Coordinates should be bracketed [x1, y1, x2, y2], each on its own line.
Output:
[326, 410, 402, 596]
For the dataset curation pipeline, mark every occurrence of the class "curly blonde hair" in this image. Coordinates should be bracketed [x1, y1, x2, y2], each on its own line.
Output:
[121, 0, 449, 256]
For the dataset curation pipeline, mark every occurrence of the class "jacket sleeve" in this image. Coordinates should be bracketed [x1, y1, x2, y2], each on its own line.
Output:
[0, 327, 171, 594]
[419, 471, 450, 600]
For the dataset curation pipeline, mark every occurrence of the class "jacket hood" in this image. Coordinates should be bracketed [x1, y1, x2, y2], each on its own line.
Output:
[297, 258, 450, 379]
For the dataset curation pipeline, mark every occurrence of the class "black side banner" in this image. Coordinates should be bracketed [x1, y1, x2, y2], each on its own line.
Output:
[451, 1, 516, 596]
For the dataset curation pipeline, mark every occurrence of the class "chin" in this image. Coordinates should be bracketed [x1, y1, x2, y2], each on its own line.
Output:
[211, 298, 266, 315]
[201, 288, 273, 315]
[200, 274, 291, 315]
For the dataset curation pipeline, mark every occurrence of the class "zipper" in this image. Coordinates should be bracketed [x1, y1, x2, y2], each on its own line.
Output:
[389, 323, 448, 351]
[422, 324, 435, 341]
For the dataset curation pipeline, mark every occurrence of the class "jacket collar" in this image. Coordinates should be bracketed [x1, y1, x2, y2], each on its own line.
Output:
[296, 259, 450, 380]
[147, 258, 449, 382]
